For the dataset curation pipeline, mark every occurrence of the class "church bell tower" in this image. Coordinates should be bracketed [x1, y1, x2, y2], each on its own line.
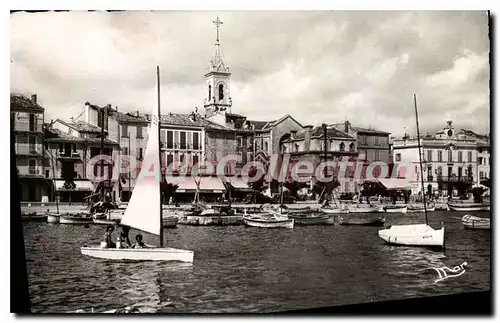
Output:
[204, 16, 232, 124]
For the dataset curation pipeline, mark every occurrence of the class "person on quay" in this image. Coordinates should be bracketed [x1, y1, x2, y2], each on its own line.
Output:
[116, 225, 132, 248]
[100, 225, 116, 248]
[131, 234, 147, 249]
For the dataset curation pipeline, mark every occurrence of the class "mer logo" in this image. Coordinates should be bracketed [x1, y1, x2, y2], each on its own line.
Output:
[432, 262, 467, 283]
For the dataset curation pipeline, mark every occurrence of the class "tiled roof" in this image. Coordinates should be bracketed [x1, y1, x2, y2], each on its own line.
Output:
[45, 128, 119, 145]
[286, 126, 354, 141]
[10, 94, 45, 111]
[248, 120, 272, 131]
[117, 110, 232, 131]
[352, 126, 390, 135]
[56, 119, 103, 133]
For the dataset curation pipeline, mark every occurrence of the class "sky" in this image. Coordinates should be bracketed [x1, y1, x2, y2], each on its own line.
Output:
[10, 10, 490, 137]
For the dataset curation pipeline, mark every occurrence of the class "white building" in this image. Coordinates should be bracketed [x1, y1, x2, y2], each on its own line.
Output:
[392, 121, 486, 197]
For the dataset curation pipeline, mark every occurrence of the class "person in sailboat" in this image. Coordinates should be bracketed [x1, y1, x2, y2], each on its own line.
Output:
[116, 225, 132, 248]
[131, 234, 147, 249]
[100, 225, 116, 248]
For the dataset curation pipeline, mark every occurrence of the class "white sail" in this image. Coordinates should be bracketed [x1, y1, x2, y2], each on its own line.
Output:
[121, 106, 161, 236]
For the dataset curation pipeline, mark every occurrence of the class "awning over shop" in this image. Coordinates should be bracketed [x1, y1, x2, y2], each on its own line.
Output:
[54, 179, 94, 191]
[377, 178, 413, 191]
[224, 177, 255, 192]
[165, 176, 226, 193]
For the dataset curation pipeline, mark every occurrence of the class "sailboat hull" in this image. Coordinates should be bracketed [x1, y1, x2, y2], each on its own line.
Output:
[378, 224, 444, 248]
[80, 246, 194, 262]
[47, 214, 60, 224]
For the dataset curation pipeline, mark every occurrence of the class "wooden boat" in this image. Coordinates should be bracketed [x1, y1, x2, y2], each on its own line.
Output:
[320, 207, 349, 214]
[378, 94, 445, 249]
[407, 204, 436, 212]
[80, 66, 194, 263]
[60, 214, 93, 224]
[448, 202, 490, 212]
[21, 213, 48, 222]
[383, 205, 408, 213]
[284, 205, 311, 212]
[47, 213, 60, 224]
[461, 215, 490, 230]
[243, 212, 294, 229]
[339, 215, 386, 226]
[163, 214, 179, 228]
[347, 205, 384, 213]
[288, 213, 333, 225]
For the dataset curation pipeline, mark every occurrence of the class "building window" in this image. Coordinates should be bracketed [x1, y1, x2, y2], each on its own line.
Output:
[374, 150, 380, 161]
[264, 141, 268, 152]
[438, 151, 443, 162]
[167, 131, 173, 149]
[478, 157, 483, 165]
[29, 114, 36, 131]
[167, 154, 173, 167]
[180, 153, 185, 163]
[121, 125, 128, 137]
[137, 126, 143, 139]
[467, 151, 472, 162]
[174, 131, 179, 149]
[427, 165, 433, 181]
[180, 131, 187, 149]
[437, 166, 443, 176]
[349, 143, 355, 152]
[480, 171, 484, 180]
[339, 142, 345, 152]
[29, 159, 36, 174]
[427, 150, 433, 162]
[137, 148, 143, 160]
[458, 151, 462, 162]
[193, 132, 199, 150]
[395, 153, 401, 162]
[361, 135, 367, 145]
[448, 150, 452, 162]
[294, 143, 299, 152]
[374, 137, 380, 146]
[260, 138, 264, 150]
[458, 167, 463, 178]
[364, 150, 368, 161]
[59, 144, 63, 153]
[72, 144, 77, 153]
[192, 154, 199, 166]
[208, 85, 212, 101]
[219, 84, 224, 101]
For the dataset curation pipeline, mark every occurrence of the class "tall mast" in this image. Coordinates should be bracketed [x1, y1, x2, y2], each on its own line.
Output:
[413, 93, 428, 225]
[157, 66, 164, 247]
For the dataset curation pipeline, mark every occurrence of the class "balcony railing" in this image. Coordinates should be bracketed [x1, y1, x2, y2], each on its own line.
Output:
[437, 175, 473, 183]
[57, 151, 82, 160]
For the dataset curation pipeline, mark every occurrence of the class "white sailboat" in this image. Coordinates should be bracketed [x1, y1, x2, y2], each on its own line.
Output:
[80, 66, 194, 263]
[378, 94, 444, 249]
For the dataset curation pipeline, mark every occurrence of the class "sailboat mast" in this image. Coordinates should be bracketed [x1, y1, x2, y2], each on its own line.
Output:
[413, 93, 429, 225]
[157, 66, 164, 248]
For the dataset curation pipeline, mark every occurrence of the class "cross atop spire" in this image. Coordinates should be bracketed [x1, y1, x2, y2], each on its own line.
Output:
[213, 16, 223, 44]
[207, 15, 229, 73]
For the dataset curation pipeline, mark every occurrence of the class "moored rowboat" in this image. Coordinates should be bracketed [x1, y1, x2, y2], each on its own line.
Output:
[339, 215, 386, 226]
[60, 214, 93, 224]
[461, 215, 490, 230]
[243, 212, 294, 229]
[448, 203, 490, 212]
[383, 205, 408, 213]
[288, 213, 333, 225]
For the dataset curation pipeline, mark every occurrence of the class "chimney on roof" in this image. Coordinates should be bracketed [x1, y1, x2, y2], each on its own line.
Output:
[304, 125, 314, 151]
[344, 120, 350, 134]
[31, 94, 37, 104]
[136, 110, 140, 118]
[189, 111, 196, 123]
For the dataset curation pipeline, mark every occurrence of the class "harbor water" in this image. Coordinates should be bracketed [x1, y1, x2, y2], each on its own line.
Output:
[22, 210, 490, 313]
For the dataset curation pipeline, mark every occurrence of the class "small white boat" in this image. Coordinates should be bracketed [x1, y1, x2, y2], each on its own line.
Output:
[347, 205, 384, 213]
[243, 210, 294, 229]
[448, 203, 490, 212]
[47, 213, 60, 224]
[81, 245, 194, 262]
[60, 214, 93, 224]
[407, 204, 436, 213]
[320, 207, 349, 214]
[461, 215, 490, 230]
[378, 223, 445, 248]
[80, 68, 194, 263]
[384, 205, 408, 213]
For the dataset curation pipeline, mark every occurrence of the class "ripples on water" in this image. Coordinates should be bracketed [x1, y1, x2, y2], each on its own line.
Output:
[22, 211, 490, 313]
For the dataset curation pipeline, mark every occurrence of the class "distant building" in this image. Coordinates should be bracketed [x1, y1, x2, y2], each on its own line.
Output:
[459, 128, 490, 185]
[392, 120, 481, 196]
[11, 93, 49, 201]
[44, 113, 120, 202]
[282, 124, 358, 193]
[331, 121, 392, 164]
